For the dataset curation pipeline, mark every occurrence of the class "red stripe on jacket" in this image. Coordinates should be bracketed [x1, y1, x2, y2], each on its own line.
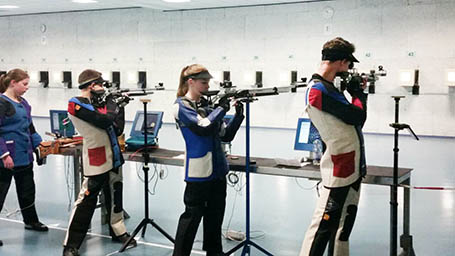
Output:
[308, 88, 323, 110]
[68, 101, 76, 115]
[352, 97, 363, 110]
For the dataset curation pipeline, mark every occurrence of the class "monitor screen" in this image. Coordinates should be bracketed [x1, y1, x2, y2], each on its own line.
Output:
[49, 110, 75, 137]
[130, 111, 163, 137]
[294, 118, 321, 152]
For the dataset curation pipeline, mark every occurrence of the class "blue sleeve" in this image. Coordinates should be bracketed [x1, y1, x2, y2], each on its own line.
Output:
[0, 100, 9, 157]
[0, 136, 7, 158]
[30, 133, 42, 149]
[29, 121, 42, 149]
[174, 98, 226, 137]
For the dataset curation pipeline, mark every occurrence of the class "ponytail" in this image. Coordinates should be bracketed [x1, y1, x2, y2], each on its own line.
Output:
[177, 66, 190, 97]
[0, 74, 10, 93]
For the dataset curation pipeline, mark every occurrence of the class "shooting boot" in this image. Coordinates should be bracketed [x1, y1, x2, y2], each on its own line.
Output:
[24, 221, 48, 232]
[62, 246, 79, 256]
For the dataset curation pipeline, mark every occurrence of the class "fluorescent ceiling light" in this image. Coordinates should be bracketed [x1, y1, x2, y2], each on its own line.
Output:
[0, 5, 19, 9]
[53, 72, 62, 83]
[29, 71, 38, 83]
[163, 0, 191, 3]
[279, 71, 289, 83]
[128, 72, 136, 83]
[446, 69, 455, 85]
[399, 69, 413, 86]
[72, 0, 98, 3]
[243, 72, 254, 84]
[210, 71, 222, 83]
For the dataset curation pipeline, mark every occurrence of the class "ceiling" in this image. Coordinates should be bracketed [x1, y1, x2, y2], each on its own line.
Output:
[0, 0, 331, 16]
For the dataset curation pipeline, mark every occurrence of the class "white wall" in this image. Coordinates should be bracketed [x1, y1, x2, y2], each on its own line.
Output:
[0, 0, 454, 136]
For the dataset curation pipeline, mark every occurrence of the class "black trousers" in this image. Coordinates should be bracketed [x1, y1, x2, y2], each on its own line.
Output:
[173, 177, 227, 256]
[300, 178, 362, 256]
[0, 164, 39, 224]
[64, 169, 125, 249]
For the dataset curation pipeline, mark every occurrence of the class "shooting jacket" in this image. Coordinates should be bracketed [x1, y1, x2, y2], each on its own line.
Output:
[173, 96, 244, 182]
[68, 96, 124, 176]
[0, 95, 42, 168]
[305, 74, 367, 188]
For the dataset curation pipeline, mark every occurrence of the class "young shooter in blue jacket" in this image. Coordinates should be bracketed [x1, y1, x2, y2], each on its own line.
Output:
[173, 64, 244, 256]
[0, 69, 49, 247]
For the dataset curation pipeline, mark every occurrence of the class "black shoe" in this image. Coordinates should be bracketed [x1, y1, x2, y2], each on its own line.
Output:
[112, 233, 137, 248]
[0, 239, 3, 246]
[62, 246, 79, 256]
[24, 221, 48, 232]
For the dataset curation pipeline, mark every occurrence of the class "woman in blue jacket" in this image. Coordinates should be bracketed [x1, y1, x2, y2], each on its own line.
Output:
[173, 64, 244, 256]
[0, 69, 48, 246]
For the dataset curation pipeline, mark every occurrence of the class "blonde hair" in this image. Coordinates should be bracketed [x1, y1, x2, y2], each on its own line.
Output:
[177, 64, 209, 97]
[0, 69, 29, 93]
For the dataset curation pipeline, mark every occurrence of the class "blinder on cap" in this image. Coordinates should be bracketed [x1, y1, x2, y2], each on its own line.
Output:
[78, 77, 105, 89]
[184, 70, 213, 81]
[322, 49, 359, 63]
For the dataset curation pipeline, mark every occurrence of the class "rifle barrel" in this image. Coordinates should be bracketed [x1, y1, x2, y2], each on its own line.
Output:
[125, 92, 151, 97]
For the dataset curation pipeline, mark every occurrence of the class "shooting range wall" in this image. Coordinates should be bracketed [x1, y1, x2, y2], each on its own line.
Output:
[0, 0, 454, 136]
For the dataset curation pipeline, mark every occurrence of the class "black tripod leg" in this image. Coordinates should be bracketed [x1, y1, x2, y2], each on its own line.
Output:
[141, 223, 147, 238]
[241, 244, 250, 255]
[250, 241, 274, 256]
[399, 178, 416, 256]
[119, 219, 146, 252]
[150, 219, 175, 243]
[224, 241, 246, 255]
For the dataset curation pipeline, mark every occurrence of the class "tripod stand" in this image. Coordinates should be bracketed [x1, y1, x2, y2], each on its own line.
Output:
[119, 99, 175, 252]
[389, 96, 418, 256]
[225, 96, 273, 256]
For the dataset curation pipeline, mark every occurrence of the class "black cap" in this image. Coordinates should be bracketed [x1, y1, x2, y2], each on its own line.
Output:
[322, 49, 359, 63]
[78, 69, 103, 89]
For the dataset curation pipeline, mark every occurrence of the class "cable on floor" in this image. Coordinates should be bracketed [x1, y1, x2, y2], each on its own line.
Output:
[64, 155, 74, 211]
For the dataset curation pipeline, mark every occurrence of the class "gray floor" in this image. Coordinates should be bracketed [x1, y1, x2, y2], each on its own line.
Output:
[0, 118, 454, 256]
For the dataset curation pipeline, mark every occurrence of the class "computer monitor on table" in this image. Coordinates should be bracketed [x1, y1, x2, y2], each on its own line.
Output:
[126, 111, 164, 150]
[49, 110, 76, 137]
[294, 118, 321, 152]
